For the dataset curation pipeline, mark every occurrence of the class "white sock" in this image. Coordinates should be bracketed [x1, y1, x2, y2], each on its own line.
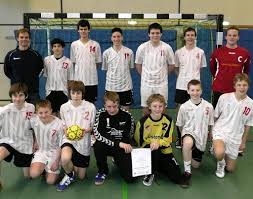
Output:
[184, 161, 191, 173]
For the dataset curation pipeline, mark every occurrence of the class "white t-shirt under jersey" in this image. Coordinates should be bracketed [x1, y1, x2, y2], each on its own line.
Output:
[102, 46, 134, 92]
[30, 115, 63, 152]
[0, 102, 35, 154]
[176, 99, 214, 151]
[212, 93, 253, 145]
[44, 55, 74, 96]
[175, 46, 207, 90]
[135, 41, 175, 87]
[70, 39, 102, 86]
[60, 100, 96, 156]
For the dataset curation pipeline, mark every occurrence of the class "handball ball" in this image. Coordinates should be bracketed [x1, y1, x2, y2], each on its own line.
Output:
[67, 125, 83, 141]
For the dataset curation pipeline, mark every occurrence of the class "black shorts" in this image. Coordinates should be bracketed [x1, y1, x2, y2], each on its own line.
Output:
[46, 91, 68, 112]
[0, 143, 33, 167]
[85, 85, 98, 103]
[175, 89, 190, 104]
[106, 90, 133, 106]
[61, 143, 90, 168]
[182, 134, 204, 162]
[212, 91, 224, 109]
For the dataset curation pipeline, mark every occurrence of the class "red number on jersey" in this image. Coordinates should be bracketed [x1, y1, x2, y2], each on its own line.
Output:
[26, 112, 32, 119]
[90, 46, 96, 53]
[243, 107, 251, 116]
[62, 62, 69, 69]
[84, 111, 90, 120]
[51, 129, 57, 137]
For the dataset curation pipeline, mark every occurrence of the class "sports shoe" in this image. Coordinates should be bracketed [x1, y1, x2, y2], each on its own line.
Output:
[175, 138, 182, 149]
[143, 174, 154, 186]
[215, 162, 225, 178]
[56, 173, 75, 191]
[180, 172, 192, 188]
[95, 173, 107, 185]
[238, 150, 244, 157]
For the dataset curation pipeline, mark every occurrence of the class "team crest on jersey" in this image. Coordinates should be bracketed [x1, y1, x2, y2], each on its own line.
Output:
[25, 112, 33, 119]
[62, 62, 69, 69]
[90, 46, 96, 53]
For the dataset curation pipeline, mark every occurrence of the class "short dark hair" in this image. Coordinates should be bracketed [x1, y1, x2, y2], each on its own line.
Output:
[148, 23, 162, 33]
[183, 27, 197, 37]
[17, 28, 31, 38]
[67, 80, 85, 100]
[112, 27, 123, 35]
[50, 38, 65, 48]
[187, 79, 202, 90]
[9, 82, 28, 98]
[226, 26, 240, 35]
[77, 19, 91, 30]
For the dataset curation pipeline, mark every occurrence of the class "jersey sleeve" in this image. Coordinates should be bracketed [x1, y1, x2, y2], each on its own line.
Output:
[245, 105, 253, 127]
[201, 51, 207, 68]
[67, 60, 74, 80]
[174, 50, 180, 68]
[89, 104, 97, 128]
[95, 43, 102, 64]
[176, 105, 185, 127]
[129, 50, 134, 69]
[210, 50, 217, 77]
[70, 43, 76, 63]
[134, 121, 142, 147]
[135, 45, 144, 64]
[166, 46, 175, 65]
[102, 50, 108, 70]
[243, 52, 251, 74]
[43, 58, 48, 77]
[214, 95, 224, 118]
[208, 105, 215, 126]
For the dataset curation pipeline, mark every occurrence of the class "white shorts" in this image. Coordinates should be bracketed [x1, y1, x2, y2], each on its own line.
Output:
[140, 84, 168, 107]
[213, 133, 240, 160]
[32, 150, 61, 174]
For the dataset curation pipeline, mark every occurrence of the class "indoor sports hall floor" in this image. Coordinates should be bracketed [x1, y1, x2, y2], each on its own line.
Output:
[0, 109, 253, 199]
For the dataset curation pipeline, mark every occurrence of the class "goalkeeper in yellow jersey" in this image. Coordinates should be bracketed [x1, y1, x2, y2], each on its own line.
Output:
[135, 94, 181, 186]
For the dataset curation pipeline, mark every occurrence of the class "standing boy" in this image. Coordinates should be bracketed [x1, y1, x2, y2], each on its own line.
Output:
[135, 23, 175, 115]
[44, 38, 74, 115]
[70, 19, 102, 103]
[176, 80, 214, 188]
[102, 28, 134, 110]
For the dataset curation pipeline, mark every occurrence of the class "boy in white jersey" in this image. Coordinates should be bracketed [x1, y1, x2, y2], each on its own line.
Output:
[176, 80, 214, 188]
[70, 19, 102, 103]
[57, 81, 96, 191]
[0, 83, 35, 189]
[102, 27, 134, 110]
[213, 73, 253, 178]
[44, 38, 74, 115]
[174, 27, 207, 148]
[30, 100, 63, 184]
[135, 23, 175, 115]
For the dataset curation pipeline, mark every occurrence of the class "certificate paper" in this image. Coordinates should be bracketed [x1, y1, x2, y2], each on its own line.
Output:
[131, 148, 151, 177]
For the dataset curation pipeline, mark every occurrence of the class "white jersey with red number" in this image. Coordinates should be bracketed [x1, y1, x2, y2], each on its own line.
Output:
[60, 100, 96, 156]
[135, 41, 175, 87]
[70, 39, 102, 86]
[44, 55, 74, 96]
[213, 93, 253, 144]
[175, 46, 207, 90]
[102, 46, 134, 92]
[176, 99, 214, 151]
[0, 102, 35, 154]
[30, 115, 63, 152]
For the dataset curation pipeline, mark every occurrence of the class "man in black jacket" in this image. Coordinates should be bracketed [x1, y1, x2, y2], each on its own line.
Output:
[4, 28, 43, 105]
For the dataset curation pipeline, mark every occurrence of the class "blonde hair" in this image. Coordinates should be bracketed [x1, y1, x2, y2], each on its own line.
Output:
[146, 94, 166, 107]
